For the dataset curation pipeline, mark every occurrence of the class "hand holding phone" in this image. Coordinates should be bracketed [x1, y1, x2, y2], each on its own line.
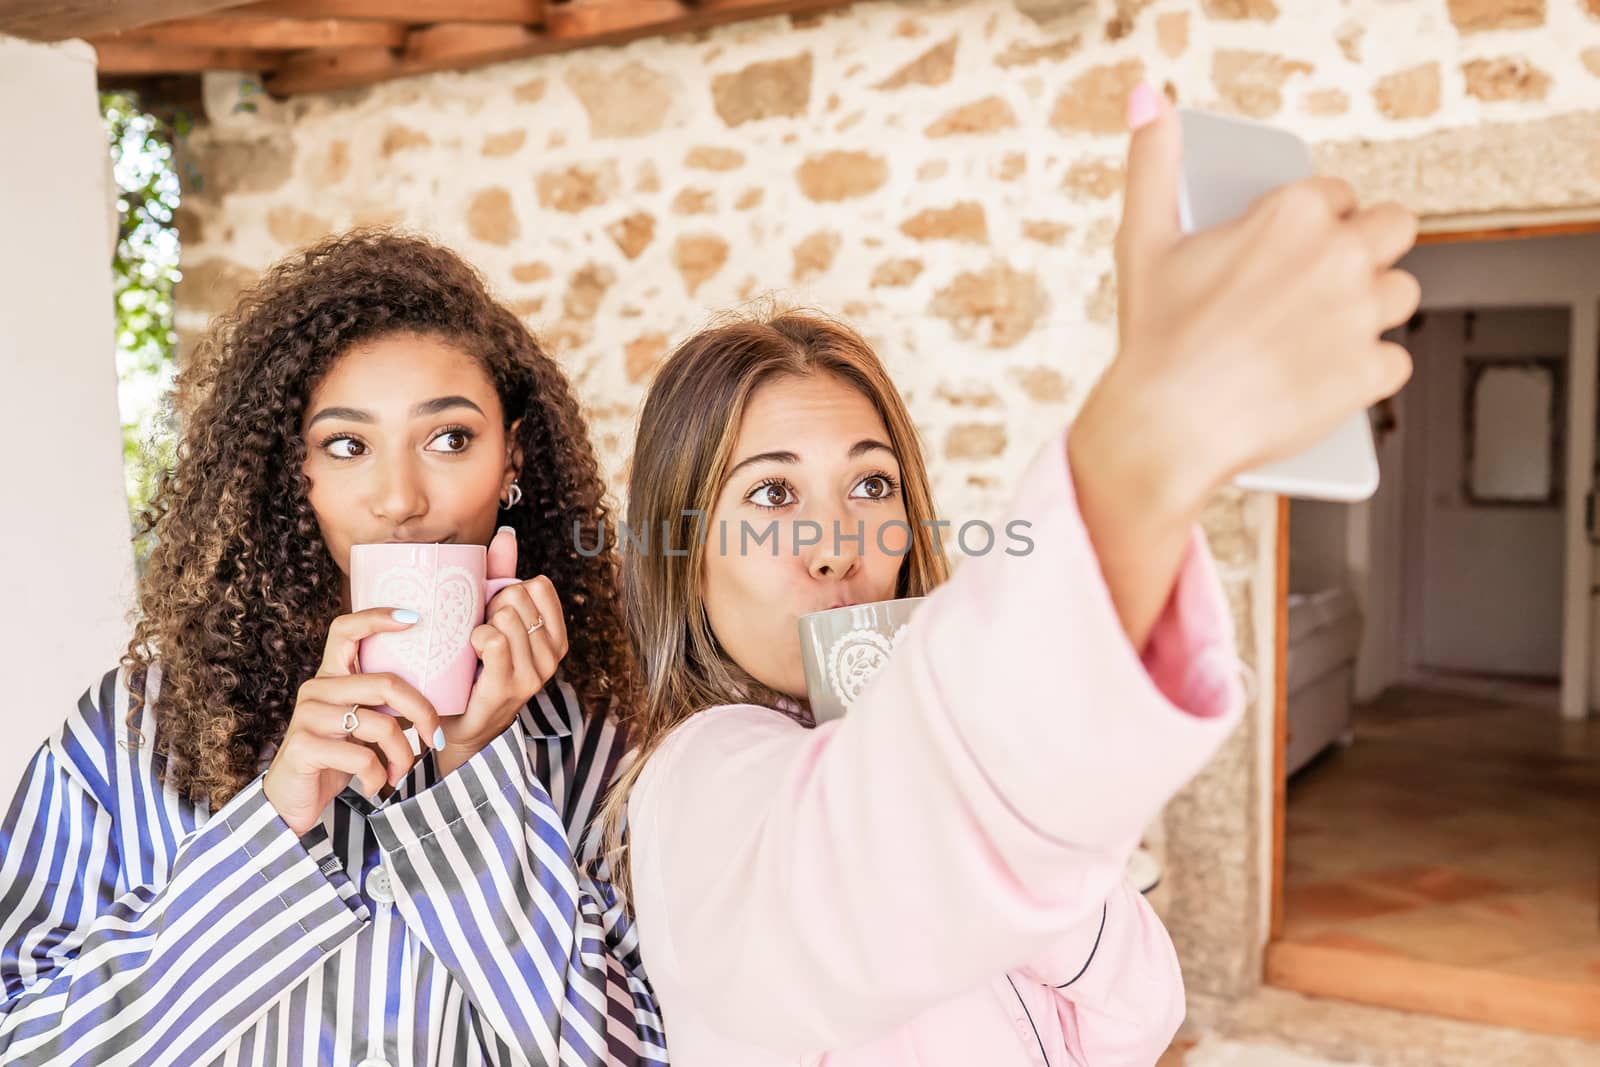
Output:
[1084, 97, 1419, 512]
[1170, 107, 1409, 501]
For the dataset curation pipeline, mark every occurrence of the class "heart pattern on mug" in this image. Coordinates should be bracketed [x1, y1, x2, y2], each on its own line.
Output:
[373, 564, 480, 683]
[826, 624, 910, 708]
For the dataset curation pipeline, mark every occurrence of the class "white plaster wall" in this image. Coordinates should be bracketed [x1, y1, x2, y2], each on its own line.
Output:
[0, 36, 137, 802]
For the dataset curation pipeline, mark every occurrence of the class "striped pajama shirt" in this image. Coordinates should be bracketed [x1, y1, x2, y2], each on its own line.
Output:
[0, 667, 668, 1067]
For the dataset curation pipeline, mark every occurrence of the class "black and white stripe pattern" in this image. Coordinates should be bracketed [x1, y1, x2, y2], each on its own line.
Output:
[0, 667, 668, 1067]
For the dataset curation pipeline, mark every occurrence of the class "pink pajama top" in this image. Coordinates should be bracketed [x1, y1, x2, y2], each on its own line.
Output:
[627, 428, 1246, 1066]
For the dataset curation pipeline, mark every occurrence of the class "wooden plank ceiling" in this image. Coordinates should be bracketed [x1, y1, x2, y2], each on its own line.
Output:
[1, 0, 855, 96]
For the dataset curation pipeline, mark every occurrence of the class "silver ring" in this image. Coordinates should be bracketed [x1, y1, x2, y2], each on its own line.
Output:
[526, 616, 545, 635]
[342, 706, 360, 734]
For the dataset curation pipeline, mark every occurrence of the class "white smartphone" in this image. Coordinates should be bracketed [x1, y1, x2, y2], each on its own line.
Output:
[1176, 107, 1381, 502]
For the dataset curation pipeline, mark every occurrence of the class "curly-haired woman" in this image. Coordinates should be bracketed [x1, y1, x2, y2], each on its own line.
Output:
[0, 231, 666, 1067]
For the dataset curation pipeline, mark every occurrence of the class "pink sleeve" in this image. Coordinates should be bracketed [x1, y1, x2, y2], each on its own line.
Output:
[628, 427, 1245, 1055]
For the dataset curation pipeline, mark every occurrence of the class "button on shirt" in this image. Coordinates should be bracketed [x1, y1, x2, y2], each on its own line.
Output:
[365, 863, 395, 906]
[0, 669, 667, 1067]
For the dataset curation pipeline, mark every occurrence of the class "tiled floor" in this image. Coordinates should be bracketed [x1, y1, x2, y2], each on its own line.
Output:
[1281, 684, 1599, 985]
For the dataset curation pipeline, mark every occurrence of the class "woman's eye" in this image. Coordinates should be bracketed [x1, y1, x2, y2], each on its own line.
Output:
[428, 430, 471, 453]
[851, 474, 897, 500]
[746, 481, 794, 508]
[326, 436, 366, 459]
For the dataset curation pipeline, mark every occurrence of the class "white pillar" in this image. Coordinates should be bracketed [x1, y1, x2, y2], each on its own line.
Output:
[0, 36, 137, 800]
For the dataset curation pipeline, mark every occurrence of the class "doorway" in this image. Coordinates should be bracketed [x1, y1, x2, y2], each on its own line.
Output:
[1266, 231, 1600, 1040]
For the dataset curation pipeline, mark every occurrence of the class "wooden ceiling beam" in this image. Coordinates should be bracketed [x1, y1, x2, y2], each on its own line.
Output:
[0, 0, 258, 41]
[66, 0, 856, 95]
[543, 0, 684, 40]
[540, 0, 845, 50]
[94, 15, 407, 49]
[96, 71, 205, 116]
[262, 43, 399, 93]
[404, 21, 541, 62]
[238, 0, 543, 22]
[93, 39, 285, 74]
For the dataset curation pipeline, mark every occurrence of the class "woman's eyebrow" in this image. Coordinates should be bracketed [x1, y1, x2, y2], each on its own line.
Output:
[306, 395, 485, 429]
[726, 439, 895, 480]
[850, 439, 894, 459]
[726, 450, 798, 480]
[412, 395, 485, 418]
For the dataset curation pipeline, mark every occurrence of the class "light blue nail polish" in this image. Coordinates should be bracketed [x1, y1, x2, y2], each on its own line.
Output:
[391, 608, 420, 623]
[433, 727, 447, 752]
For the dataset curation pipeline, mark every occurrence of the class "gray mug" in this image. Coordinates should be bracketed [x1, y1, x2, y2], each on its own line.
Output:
[798, 597, 925, 723]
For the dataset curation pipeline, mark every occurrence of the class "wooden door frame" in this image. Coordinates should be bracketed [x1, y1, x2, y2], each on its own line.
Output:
[1265, 216, 1600, 1040]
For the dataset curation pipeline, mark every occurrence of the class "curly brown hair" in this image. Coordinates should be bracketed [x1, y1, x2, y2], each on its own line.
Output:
[124, 229, 634, 809]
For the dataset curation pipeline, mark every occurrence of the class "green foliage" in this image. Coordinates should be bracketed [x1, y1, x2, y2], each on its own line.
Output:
[104, 92, 185, 561]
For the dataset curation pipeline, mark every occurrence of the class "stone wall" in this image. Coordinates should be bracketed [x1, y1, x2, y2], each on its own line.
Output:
[172, 0, 1600, 1005]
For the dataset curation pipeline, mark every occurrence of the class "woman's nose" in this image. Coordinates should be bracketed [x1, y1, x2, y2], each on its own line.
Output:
[809, 552, 861, 580]
[370, 457, 427, 524]
[803, 506, 864, 580]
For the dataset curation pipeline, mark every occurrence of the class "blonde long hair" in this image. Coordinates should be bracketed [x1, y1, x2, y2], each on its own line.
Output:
[597, 309, 950, 903]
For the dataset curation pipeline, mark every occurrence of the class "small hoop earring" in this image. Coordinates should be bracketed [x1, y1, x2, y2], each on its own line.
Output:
[501, 483, 524, 509]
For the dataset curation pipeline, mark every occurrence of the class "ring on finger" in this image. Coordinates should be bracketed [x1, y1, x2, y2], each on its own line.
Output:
[526, 616, 545, 635]
[342, 705, 360, 734]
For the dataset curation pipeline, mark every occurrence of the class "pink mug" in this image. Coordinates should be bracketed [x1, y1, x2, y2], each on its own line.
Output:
[350, 543, 519, 717]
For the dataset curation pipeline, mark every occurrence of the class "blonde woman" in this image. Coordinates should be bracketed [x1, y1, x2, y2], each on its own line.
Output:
[598, 87, 1419, 1064]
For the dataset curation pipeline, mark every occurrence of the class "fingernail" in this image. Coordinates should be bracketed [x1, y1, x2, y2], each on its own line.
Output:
[1127, 82, 1161, 131]
[497, 525, 515, 537]
[391, 608, 420, 623]
[433, 727, 446, 752]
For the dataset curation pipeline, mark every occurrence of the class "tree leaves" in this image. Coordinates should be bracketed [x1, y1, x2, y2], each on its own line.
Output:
[104, 91, 180, 562]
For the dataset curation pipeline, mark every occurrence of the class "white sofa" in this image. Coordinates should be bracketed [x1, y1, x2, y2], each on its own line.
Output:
[1285, 587, 1362, 777]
